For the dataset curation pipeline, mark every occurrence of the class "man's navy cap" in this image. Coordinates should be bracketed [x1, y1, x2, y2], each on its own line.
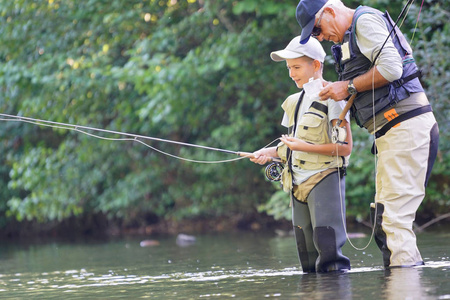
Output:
[296, 0, 327, 44]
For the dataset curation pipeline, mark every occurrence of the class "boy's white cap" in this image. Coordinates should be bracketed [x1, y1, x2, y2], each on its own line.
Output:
[270, 36, 325, 63]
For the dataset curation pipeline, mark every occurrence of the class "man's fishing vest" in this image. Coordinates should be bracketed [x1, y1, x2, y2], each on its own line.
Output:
[331, 6, 424, 127]
[277, 92, 344, 171]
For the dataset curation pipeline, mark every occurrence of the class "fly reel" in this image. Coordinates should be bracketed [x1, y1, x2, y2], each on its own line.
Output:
[265, 162, 283, 182]
[331, 125, 347, 144]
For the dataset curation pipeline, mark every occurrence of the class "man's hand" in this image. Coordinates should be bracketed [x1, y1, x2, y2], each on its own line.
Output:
[319, 80, 350, 101]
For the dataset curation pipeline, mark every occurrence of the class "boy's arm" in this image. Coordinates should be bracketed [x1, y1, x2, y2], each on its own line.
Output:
[280, 119, 352, 156]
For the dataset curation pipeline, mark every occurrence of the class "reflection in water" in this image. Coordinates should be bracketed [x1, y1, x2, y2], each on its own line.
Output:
[384, 268, 431, 300]
[297, 272, 353, 300]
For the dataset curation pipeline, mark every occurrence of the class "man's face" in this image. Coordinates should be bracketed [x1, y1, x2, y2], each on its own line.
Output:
[285, 57, 316, 89]
[313, 8, 344, 44]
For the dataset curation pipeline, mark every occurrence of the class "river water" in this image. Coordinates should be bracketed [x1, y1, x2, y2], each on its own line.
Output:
[0, 228, 449, 299]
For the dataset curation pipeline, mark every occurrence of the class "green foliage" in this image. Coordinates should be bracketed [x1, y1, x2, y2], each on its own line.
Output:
[257, 189, 291, 221]
[0, 0, 448, 232]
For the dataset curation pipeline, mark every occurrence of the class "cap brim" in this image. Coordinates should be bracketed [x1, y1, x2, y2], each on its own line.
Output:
[270, 50, 305, 62]
[299, 18, 315, 44]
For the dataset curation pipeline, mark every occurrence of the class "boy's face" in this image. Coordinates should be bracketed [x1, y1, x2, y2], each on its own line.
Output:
[285, 57, 316, 89]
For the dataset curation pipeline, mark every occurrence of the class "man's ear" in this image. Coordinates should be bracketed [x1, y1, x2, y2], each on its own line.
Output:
[323, 6, 336, 18]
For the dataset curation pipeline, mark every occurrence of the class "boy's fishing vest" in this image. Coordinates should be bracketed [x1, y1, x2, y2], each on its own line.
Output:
[331, 6, 423, 127]
[277, 92, 344, 170]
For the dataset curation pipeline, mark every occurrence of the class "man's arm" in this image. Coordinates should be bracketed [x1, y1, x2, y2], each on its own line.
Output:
[319, 67, 389, 101]
[319, 13, 402, 101]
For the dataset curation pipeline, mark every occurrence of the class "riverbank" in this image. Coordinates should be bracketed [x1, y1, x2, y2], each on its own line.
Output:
[0, 212, 291, 239]
[1, 212, 449, 240]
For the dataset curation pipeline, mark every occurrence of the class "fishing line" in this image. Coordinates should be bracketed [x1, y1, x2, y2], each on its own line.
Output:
[409, 0, 425, 45]
[368, 0, 415, 66]
[0, 113, 279, 164]
[336, 68, 377, 252]
[335, 143, 375, 251]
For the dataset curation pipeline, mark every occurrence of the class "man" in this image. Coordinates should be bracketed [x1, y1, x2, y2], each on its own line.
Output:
[295, 0, 439, 268]
[250, 36, 352, 273]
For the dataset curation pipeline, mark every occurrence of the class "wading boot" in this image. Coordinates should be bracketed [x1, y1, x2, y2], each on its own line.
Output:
[370, 202, 392, 268]
[294, 226, 318, 273]
[314, 226, 351, 273]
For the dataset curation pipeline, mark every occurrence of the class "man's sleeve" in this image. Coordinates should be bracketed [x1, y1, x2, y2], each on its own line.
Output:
[355, 14, 403, 82]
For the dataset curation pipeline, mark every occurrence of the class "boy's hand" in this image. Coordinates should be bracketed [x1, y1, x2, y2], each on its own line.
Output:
[280, 134, 308, 151]
[250, 149, 271, 165]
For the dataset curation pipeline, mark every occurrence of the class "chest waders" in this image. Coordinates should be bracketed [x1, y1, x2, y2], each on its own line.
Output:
[293, 173, 351, 273]
[278, 91, 351, 273]
[334, 6, 439, 268]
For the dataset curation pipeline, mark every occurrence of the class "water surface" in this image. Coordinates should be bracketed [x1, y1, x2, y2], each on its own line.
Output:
[0, 229, 449, 299]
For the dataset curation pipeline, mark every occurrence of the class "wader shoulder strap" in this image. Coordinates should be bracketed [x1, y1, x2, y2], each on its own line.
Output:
[392, 70, 422, 88]
[287, 91, 305, 174]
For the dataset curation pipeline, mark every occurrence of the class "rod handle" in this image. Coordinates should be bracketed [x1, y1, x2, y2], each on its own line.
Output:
[338, 93, 356, 128]
[237, 152, 281, 163]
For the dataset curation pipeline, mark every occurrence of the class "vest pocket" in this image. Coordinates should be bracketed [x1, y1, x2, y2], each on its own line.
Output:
[294, 151, 332, 163]
[353, 85, 390, 126]
[296, 113, 327, 143]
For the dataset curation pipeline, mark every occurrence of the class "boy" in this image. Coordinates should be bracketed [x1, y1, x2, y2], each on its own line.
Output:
[250, 37, 352, 273]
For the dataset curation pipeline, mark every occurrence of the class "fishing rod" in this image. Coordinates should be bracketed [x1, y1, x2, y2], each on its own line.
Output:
[0, 112, 282, 179]
[369, 0, 415, 69]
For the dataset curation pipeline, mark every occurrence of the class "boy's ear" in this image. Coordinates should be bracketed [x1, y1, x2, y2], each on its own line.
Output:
[313, 59, 322, 72]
